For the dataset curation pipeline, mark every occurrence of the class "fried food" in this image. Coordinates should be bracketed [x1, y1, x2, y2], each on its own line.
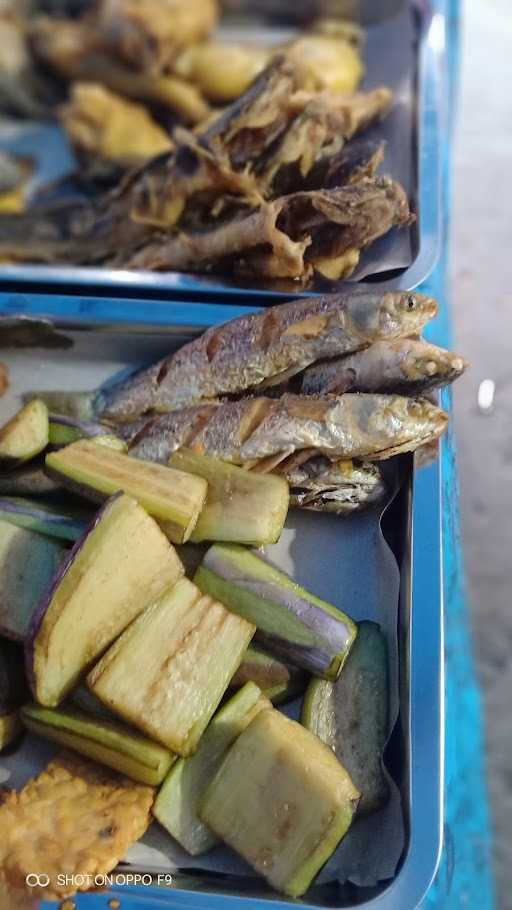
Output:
[31, 16, 210, 123]
[175, 41, 270, 102]
[128, 176, 412, 280]
[61, 82, 173, 172]
[284, 32, 364, 94]
[98, 290, 436, 419]
[0, 752, 154, 900]
[98, 0, 219, 75]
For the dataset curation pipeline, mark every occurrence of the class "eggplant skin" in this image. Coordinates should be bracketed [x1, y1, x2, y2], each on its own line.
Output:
[0, 638, 28, 715]
[302, 620, 389, 815]
[0, 519, 64, 642]
[195, 544, 357, 680]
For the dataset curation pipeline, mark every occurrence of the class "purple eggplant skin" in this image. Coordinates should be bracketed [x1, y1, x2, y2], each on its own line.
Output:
[0, 496, 89, 542]
[0, 638, 28, 715]
[24, 494, 119, 698]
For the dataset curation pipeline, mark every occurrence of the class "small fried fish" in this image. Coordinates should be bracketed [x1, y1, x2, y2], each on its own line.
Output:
[127, 392, 448, 465]
[301, 339, 468, 396]
[97, 290, 437, 421]
[283, 456, 387, 514]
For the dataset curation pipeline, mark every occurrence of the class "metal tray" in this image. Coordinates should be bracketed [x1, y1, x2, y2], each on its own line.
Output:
[0, 0, 444, 299]
[0, 303, 443, 910]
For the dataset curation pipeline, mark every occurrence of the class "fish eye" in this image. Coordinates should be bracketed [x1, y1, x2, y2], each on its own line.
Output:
[407, 294, 417, 310]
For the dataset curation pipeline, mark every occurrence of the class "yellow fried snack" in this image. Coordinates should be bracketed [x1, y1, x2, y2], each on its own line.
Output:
[284, 34, 364, 94]
[61, 83, 173, 169]
[0, 752, 154, 900]
[99, 0, 219, 74]
[175, 42, 270, 102]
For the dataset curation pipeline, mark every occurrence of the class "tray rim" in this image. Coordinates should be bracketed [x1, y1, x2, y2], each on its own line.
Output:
[1, 306, 444, 910]
[0, 0, 442, 300]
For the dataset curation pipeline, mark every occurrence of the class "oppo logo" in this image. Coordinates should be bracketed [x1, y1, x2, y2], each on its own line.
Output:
[25, 873, 50, 888]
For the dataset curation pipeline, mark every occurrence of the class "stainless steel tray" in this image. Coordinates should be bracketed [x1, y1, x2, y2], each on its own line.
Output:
[0, 0, 443, 298]
[0, 305, 443, 910]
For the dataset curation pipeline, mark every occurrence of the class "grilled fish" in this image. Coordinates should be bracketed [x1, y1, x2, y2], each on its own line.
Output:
[301, 339, 468, 396]
[95, 290, 437, 420]
[126, 393, 448, 465]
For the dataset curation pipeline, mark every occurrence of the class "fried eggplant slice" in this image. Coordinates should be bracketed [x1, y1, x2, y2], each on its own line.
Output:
[88, 577, 255, 756]
[46, 440, 208, 543]
[153, 682, 271, 854]
[27, 492, 184, 707]
[0, 520, 64, 641]
[168, 449, 289, 546]
[195, 543, 357, 679]
[0, 400, 49, 469]
[48, 413, 117, 446]
[0, 752, 154, 900]
[302, 620, 389, 815]
[201, 709, 359, 898]
[60, 82, 173, 174]
[100, 290, 437, 420]
[0, 461, 63, 497]
[0, 496, 88, 541]
[229, 644, 307, 704]
[21, 704, 176, 785]
[301, 339, 468, 396]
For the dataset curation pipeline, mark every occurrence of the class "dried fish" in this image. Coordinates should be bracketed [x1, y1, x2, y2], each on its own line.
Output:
[126, 393, 448, 465]
[301, 339, 468, 396]
[98, 290, 437, 420]
[127, 176, 412, 279]
[257, 88, 392, 196]
[301, 137, 386, 192]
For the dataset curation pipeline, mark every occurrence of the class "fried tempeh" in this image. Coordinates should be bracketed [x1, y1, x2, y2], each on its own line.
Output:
[0, 752, 154, 900]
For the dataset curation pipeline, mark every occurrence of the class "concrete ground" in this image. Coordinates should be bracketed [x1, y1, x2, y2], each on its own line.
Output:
[452, 1, 512, 906]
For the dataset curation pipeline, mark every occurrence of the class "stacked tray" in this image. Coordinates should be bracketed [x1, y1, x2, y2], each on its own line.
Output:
[0, 1, 449, 908]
